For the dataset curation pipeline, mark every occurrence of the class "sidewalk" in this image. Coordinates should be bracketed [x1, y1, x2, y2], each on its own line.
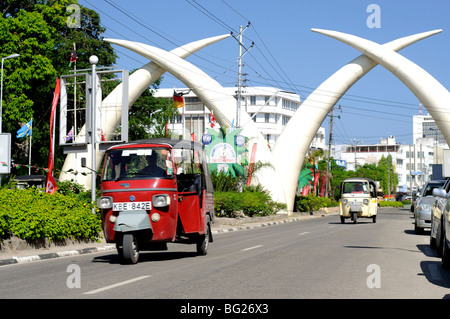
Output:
[0, 209, 338, 266]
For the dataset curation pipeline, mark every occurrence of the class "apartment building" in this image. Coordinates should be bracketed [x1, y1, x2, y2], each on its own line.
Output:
[153, 86, 326, 151]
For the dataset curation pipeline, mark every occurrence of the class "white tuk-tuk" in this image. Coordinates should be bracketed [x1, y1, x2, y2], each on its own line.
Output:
[339, 178, 378, 224]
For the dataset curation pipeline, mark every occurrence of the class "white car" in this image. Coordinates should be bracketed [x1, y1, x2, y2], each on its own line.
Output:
[414, 180, 445, 234]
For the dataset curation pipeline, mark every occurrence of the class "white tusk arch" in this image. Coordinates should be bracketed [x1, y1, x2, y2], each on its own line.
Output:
[104, 38, 286, 204]
[312, 28, 450, 142]
[59, 34, 230, 188]
[272, 29, 442, 213]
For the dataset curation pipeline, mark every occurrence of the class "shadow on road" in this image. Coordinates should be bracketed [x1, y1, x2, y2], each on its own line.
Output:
[92, 250, 199, 264]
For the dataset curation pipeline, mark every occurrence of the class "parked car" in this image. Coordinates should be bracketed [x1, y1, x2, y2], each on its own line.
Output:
[432, 185, 450, 269]
[414, 180, 445, 234]
[411, 191, 420, 212]
[431, 178, 450, 255]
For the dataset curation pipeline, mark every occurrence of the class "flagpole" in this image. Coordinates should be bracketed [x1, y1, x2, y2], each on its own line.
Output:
[28, 120, 32, 175]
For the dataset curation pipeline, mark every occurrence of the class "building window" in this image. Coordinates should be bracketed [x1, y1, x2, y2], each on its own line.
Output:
[282, 99, 300, 111]
[250, 96, 256, 105]
[282, 115, 290, 125]
[265, 113, 270, 123]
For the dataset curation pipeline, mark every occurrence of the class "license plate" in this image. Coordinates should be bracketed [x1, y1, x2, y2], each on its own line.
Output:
[113, 201, 152, 211]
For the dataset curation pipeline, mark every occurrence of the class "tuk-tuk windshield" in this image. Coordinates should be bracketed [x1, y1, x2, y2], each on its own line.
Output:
[102, 148, 174, 181]
[342, 181, 369, 194]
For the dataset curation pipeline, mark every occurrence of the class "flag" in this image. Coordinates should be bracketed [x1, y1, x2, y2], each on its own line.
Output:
[230, 119, 235, 132]
[16, 119, 32, 138]
[69, 43, 77, 67]
[246, 143, 257, 186]
[173, 90, 185, 108]
[46, 78, 60, 195]
[65, 127, 74, 141]
[210, 111, 216, 128]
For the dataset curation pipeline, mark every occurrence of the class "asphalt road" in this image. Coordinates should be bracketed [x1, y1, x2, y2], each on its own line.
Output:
[1, 207, 449, 301]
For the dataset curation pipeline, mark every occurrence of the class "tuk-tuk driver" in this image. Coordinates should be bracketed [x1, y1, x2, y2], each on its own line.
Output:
[138, 152, 167, 177]
[352, 183, 365, 193]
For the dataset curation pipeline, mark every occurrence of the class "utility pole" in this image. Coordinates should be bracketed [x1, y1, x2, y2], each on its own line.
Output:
[325, 106, 334, 198]
[325, 105, 340, 197]
[232, 22, 253, 129]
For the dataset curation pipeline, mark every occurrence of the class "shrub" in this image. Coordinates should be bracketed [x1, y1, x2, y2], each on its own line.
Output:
[379, 201, 404, 207]
[295, 195, 338, 212]
[211, 170, 239, 192]
[214, 187, 287, 217]
[0, 188, 101, 242]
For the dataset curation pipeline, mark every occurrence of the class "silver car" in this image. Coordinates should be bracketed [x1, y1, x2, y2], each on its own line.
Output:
[414, 180, 446, 234]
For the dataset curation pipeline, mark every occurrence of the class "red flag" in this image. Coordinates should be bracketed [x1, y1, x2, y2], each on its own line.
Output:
[320, 175, 327, 197]
[313, 172, 320, 194]
[69, 43, 77, 67]
[302, 184, 310, 196]
[46, 78, 60, 194]
[173, 90, 185, 108]
[210, 111, 216, 128]
[247, 143, 257, 186]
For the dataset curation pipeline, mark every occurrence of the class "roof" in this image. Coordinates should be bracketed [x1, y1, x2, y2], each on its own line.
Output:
[107, 138, 204, 152]
[341, 177, 376, 183]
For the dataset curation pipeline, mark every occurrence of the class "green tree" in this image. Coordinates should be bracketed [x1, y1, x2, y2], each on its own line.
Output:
[377, 155, 398, 195]
[0, 0, 116, 173]
[129, 84, 180, 140]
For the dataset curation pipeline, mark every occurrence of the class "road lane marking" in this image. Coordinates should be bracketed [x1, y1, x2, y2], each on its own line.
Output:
[241, 245, 263, 252]
[298, 232, 310, 236]
[83, 275, 151, 295]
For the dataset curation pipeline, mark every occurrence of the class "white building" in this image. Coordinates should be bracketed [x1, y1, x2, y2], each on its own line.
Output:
[332, 136, 400, 172]
[331, 112, 450, 193]
[413, 113, 448, 147]
[153, 86, 326, 151]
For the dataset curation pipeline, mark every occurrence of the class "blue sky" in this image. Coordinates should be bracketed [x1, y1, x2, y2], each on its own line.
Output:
[79, 0, 450, 145]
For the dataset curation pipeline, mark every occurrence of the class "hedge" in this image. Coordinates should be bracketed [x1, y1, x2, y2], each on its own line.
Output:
[295, 195, 338, 212]
[378, 201, 404, 207]
[0, 188, 102, 242]
[214, 190, 287, 217]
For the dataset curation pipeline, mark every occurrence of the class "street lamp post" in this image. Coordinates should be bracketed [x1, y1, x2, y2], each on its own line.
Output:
[0, 53, 20, 133]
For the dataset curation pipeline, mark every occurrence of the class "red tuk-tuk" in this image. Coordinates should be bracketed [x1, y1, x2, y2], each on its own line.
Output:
[97, 138, 215, 264]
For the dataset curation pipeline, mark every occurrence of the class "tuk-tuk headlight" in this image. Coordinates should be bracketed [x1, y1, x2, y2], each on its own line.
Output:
[363, 199, 369, 205]
[342, 199, 348, 205]
[97, 196, 113, 209]
[153, 194, 171, 207]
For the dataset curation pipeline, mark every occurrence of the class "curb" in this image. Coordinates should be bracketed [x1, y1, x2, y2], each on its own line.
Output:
[211, 217, 305, 233]
[0, 245, 116, 267]
[0, 213, 336, 266]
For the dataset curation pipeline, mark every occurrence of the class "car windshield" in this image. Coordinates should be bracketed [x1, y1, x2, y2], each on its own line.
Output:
[423, 181, 445, 196]
[102, 148, 173, 181]
[342, 181, 369, 194]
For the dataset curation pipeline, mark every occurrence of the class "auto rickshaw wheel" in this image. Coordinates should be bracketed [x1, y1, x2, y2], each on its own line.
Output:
[340, 216, 345, 224]
[197, 217, 210, 256]
[372, 215, 376, 223]
[352, 212, 357, 224]
[123, 233, 139, 264]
